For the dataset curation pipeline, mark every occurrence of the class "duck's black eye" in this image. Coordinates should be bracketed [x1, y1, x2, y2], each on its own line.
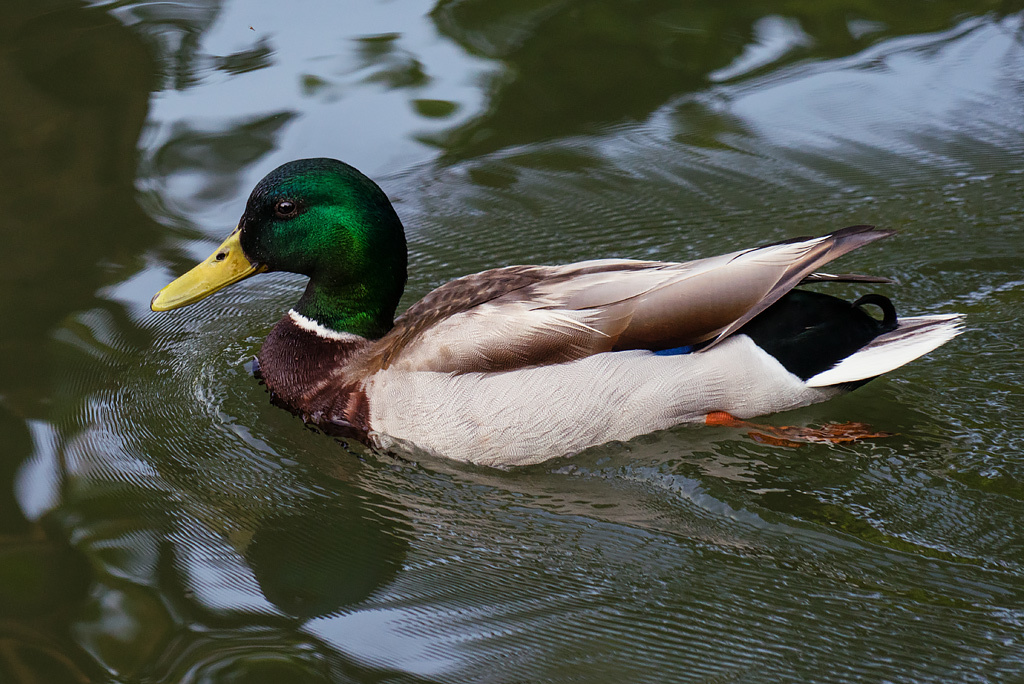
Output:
[274, 200, 298, 219]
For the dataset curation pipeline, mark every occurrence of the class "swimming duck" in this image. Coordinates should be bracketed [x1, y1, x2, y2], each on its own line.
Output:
[152, 158, 963, 466]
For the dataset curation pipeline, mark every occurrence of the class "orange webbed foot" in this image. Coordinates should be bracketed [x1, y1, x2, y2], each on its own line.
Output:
[705, 412, 893, 446]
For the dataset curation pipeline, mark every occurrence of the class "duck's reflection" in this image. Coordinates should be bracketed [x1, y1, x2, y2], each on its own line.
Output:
[44, 425, 415, 680]
[246, 494, 410, 619]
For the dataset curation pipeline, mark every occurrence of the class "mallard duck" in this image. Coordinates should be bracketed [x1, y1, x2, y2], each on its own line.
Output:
[152, 158, 963, 466]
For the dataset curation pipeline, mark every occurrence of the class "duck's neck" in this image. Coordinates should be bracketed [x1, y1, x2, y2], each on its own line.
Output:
[294, 279, 397, 339]
[291, 214, 408, 338]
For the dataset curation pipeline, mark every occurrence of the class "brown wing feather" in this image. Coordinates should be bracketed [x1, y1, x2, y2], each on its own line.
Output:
[356, 226, 893, 374]
[371, 265, 551, 370]
[557, 226, 894, 352]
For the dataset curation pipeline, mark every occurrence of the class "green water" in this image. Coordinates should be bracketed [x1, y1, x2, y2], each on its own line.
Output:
[1, 1, 1023, 681]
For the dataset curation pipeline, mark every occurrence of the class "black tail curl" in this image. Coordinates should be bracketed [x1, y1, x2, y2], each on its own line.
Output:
[739, 289, 899, 382]
[853, 293, 897, 328]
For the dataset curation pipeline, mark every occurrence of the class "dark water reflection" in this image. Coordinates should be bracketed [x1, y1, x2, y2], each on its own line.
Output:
[2, 0, 1024, 681]
[430, 0, 1020, 159]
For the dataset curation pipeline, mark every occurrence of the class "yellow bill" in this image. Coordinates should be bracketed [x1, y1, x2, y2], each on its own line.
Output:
[151, 228, 267, 311]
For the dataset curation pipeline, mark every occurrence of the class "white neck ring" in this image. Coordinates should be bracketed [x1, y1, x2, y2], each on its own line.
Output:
[288, 310, 365, 342]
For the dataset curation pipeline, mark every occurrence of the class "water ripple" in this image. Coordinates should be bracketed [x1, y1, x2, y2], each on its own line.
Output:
[21, 8, 1024, 683]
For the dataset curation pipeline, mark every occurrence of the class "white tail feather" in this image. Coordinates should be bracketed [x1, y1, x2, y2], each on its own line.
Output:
[805, 314, 964, 387]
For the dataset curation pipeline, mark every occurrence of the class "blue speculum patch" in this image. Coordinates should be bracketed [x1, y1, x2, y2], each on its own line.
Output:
[653, 345, 694, 356]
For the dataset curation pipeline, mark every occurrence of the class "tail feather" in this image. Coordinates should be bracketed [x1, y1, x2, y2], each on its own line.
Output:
[801, 272, 896, 285]
[702, 225, 895, 350]
[805, 314, 964, 387]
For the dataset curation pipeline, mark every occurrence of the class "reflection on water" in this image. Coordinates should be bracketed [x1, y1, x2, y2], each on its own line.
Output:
[1, 0, 1023, 681]
[429, 0, 1019, 158]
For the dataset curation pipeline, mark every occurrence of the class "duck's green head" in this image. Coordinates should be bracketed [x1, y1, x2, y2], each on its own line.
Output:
[151, 158, 408, 339]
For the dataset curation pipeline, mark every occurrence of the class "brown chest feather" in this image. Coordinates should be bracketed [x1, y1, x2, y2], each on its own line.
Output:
[255, 315, 371, 439]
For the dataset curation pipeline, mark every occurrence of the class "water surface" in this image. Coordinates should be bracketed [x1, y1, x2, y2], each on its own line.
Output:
[2, 1, 1023, 682]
